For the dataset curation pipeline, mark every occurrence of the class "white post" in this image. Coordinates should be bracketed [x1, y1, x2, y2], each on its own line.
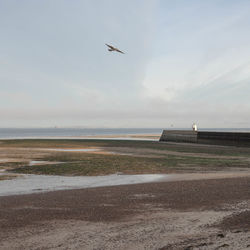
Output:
[192, 123, 197, 131]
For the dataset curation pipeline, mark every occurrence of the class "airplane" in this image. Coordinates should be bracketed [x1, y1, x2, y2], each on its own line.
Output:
[105, 43, 125, 54]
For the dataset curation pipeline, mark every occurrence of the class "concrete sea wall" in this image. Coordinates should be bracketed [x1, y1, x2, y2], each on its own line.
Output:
[160, 130, 250, 146]
[159, 130, 198, 143]
[197, 131, 250, 146]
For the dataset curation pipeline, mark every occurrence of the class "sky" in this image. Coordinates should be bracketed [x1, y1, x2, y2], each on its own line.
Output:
[1, 0, 250, 128]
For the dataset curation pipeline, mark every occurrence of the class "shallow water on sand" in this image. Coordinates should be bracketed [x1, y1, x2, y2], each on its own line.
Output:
[0, 128, 163, 139]
[29, 160, 64, 166]
[45, 148, 99, 152]
[0, 174, 168, 196]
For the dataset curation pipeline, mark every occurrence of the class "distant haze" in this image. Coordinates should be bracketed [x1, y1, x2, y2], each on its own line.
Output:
[1, 0, 250, 128]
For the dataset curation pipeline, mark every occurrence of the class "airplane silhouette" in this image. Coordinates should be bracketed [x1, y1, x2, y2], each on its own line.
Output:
[105, 44, 125, 54]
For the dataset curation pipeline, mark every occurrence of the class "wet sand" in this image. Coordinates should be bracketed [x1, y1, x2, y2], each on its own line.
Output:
[0, 177, 249, 250]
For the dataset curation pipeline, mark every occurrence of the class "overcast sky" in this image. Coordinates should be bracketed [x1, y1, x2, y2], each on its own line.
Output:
[1, 0, 250, 128]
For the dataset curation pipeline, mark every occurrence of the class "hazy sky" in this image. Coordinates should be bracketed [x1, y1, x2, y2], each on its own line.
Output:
[1, 0, 250, 128]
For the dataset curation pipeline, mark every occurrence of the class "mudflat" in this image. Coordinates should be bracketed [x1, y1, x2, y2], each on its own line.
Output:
[0, 139, 250, 249]
[1, 139, 250, 176]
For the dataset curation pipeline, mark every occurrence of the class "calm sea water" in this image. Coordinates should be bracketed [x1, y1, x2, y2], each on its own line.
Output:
[0, 128, 249, 139]
[0, 128, 163, 139]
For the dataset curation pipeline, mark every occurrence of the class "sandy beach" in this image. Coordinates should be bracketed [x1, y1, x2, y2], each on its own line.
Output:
[0, 177, 249, 249]
[0, 138, 250, 249]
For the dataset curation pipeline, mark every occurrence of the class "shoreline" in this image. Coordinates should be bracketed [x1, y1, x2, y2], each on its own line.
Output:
[0, 133, 161, 140]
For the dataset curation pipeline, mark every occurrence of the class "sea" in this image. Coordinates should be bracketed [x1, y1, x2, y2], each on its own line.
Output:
[0, 127, 250, 139]
[0, 128, 163, 139]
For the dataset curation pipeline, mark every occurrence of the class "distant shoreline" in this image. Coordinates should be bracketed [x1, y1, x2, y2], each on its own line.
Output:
[0, 127, 250, 139]
[0, 128, 163, 139]
[0, 134, 161, 140]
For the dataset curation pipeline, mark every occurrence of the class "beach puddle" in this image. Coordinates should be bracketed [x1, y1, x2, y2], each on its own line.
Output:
[0, 168, 20, 181]
[0, 174, 168, 196]
[108, 151, 134, 156]
[0, 169, 7, 176]
[44, 148, 99, 152]
[29, 160, 64, 166]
